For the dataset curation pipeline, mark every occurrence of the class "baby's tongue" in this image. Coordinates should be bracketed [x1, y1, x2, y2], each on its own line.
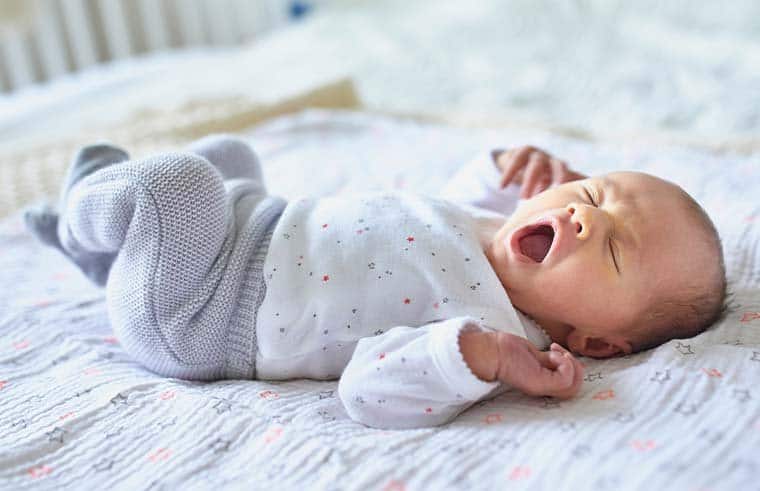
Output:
[519, 232, 552, 262]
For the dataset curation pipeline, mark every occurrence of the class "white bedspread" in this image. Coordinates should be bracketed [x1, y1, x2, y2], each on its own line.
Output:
[1, 109, 758, 490]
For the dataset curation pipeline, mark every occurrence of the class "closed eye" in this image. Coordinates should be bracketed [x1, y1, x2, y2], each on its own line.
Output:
[609, 240, 620, 273]
[584, 187, 597, 207]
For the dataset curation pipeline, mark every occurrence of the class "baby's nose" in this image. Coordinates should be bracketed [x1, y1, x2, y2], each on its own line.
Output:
[566, 204, 589, 239]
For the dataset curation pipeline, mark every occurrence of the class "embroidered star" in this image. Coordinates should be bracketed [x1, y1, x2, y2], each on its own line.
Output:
[583, 372, 603, 382]
[674, 402, 698, 415]
[612, 412, 634, 423]
[213, 399, 232, 414]
[751, 351, 760, 362]
[318, 390, 334, 399]
[676, 342, 694, 355]
[12, 419, 27, 429]
[406, 236, 415, 242]
[106, 426, 124, 438]
[46, 427, 66, 443]
[740, 312, 760, 323]
[698, 429, 724, 445]
[157, 417, 177, 430]
[650, 370, 671, 383]
[733, 389, 751, 403]
[110, 393, 128, 407]
[355, 396, 365, 404]
[209, 438, 231, 453]
[572, 444, 591, 458]
[93, 459, 114, 472]
[559, 421, 576, 432]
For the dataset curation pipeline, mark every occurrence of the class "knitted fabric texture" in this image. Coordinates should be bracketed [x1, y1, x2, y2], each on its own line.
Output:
[60, 150, 284, 380]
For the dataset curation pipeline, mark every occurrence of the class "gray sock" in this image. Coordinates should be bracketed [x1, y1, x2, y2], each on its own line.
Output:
[25, 143, 129, 286]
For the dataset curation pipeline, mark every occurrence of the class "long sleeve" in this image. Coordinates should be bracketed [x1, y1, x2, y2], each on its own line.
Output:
[338, 317, 507, 429]
[440, 150, 522, 216]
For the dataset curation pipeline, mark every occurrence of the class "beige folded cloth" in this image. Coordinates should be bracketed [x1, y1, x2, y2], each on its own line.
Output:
[0, 78, 359, 219]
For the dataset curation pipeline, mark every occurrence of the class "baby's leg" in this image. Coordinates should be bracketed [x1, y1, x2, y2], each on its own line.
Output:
[186, 134, 264, 183]
[58, 152, 238, 380]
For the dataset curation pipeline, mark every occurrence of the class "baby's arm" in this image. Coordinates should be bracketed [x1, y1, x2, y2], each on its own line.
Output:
[338, 318, 505, 429]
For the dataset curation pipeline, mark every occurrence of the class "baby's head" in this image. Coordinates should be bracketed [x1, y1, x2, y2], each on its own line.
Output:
[485, 171, 727, 357]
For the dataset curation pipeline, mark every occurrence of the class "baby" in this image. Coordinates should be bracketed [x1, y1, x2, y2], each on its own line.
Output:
[24, 135, 727, 429]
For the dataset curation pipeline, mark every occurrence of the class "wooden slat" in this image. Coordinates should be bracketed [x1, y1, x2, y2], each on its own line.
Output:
[59, 0, 98, 68]
[32, 0, 70, 79]
[137, 0, 169, 52]
[202, 0, 237, 45]
[1, 27, 36, 90]
[170, 0, 206, 46]
[97, 0, 134, 59]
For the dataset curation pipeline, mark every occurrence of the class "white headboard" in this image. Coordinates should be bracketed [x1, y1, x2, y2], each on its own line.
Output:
[0, 0, 311, 93]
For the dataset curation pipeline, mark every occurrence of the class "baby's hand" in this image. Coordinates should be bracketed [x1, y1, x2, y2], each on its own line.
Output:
[494, 333, 584, 400]
[492, 145, 586, 199]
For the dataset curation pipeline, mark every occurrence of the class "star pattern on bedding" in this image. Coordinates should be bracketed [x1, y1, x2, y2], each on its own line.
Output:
[732, 389, 751, 403]
[93, 459, 114, 472]
[650, 370, 671, 383]
[46, 427, 66, 443]
[209, 438, 231, 453]
[675, 342, 695, 355]
[674, 402, 699, 416]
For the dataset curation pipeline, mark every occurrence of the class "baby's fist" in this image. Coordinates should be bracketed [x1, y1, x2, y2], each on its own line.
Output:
[494, 333, 584, 400]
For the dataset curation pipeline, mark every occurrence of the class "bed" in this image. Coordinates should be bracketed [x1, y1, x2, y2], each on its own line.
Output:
[1, 1, 759, 490]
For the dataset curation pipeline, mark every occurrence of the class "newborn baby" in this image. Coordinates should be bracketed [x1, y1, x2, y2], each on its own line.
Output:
[24, 136, 726, 429]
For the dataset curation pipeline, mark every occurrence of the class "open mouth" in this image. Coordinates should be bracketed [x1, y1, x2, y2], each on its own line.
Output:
[516, 224, 555, 263]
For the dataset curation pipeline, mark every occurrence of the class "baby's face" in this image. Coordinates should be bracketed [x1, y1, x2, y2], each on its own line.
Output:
[485, 171, 710, 357]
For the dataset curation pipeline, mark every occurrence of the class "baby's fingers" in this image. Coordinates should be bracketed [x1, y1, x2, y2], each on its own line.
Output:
[499, 146, 535, 188]
[521, 155, 548, 199]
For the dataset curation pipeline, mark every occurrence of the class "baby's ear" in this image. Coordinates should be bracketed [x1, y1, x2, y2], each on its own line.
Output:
[566, 331, 632, 358]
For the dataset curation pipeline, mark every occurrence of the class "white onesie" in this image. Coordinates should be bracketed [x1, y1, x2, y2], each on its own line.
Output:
[255, 152, 551, 428]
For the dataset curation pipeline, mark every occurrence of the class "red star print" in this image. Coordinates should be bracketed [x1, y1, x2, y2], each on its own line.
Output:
[701, 368, 722, 378]
[356, 229, 364, 234]
[433, 302, 439, 309]
[403, 298, 411, 304]
[593, 389, 615, 400]
[483, 413, 503, 425]
[322, 223, 328, 229]
[258, 390, 280, 400]
[508, 466, 531, 481]
[159, 390, 176, 400]
[148, 448, 172, 462]
[28, 465, 52, 479]
[59, 412, 75, 421]
[406, 236, 414, 242]
[741, 312, 760, 323]
[379, 353, 386, 360]
[322, 275, 330, 282]
[631, 440, 656, 452]
[0, 380, 7, 390]
[425, 407, 432, 413]
[382, 480, 406, 491]
[13, 340, 29, 350]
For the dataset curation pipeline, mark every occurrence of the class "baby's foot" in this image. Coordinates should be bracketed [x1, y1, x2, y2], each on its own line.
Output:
[25, 144, 129, 287]
[187, 134, 262, 181]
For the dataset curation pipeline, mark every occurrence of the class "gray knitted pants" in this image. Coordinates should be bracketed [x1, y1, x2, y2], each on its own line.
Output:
[31, 135, 285, 380]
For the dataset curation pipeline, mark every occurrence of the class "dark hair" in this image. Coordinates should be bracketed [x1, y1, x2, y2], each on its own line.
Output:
[630, 188, 729, 353]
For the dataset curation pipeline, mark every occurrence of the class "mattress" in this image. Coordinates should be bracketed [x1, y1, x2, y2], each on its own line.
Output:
[1, 109, 758, 490]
